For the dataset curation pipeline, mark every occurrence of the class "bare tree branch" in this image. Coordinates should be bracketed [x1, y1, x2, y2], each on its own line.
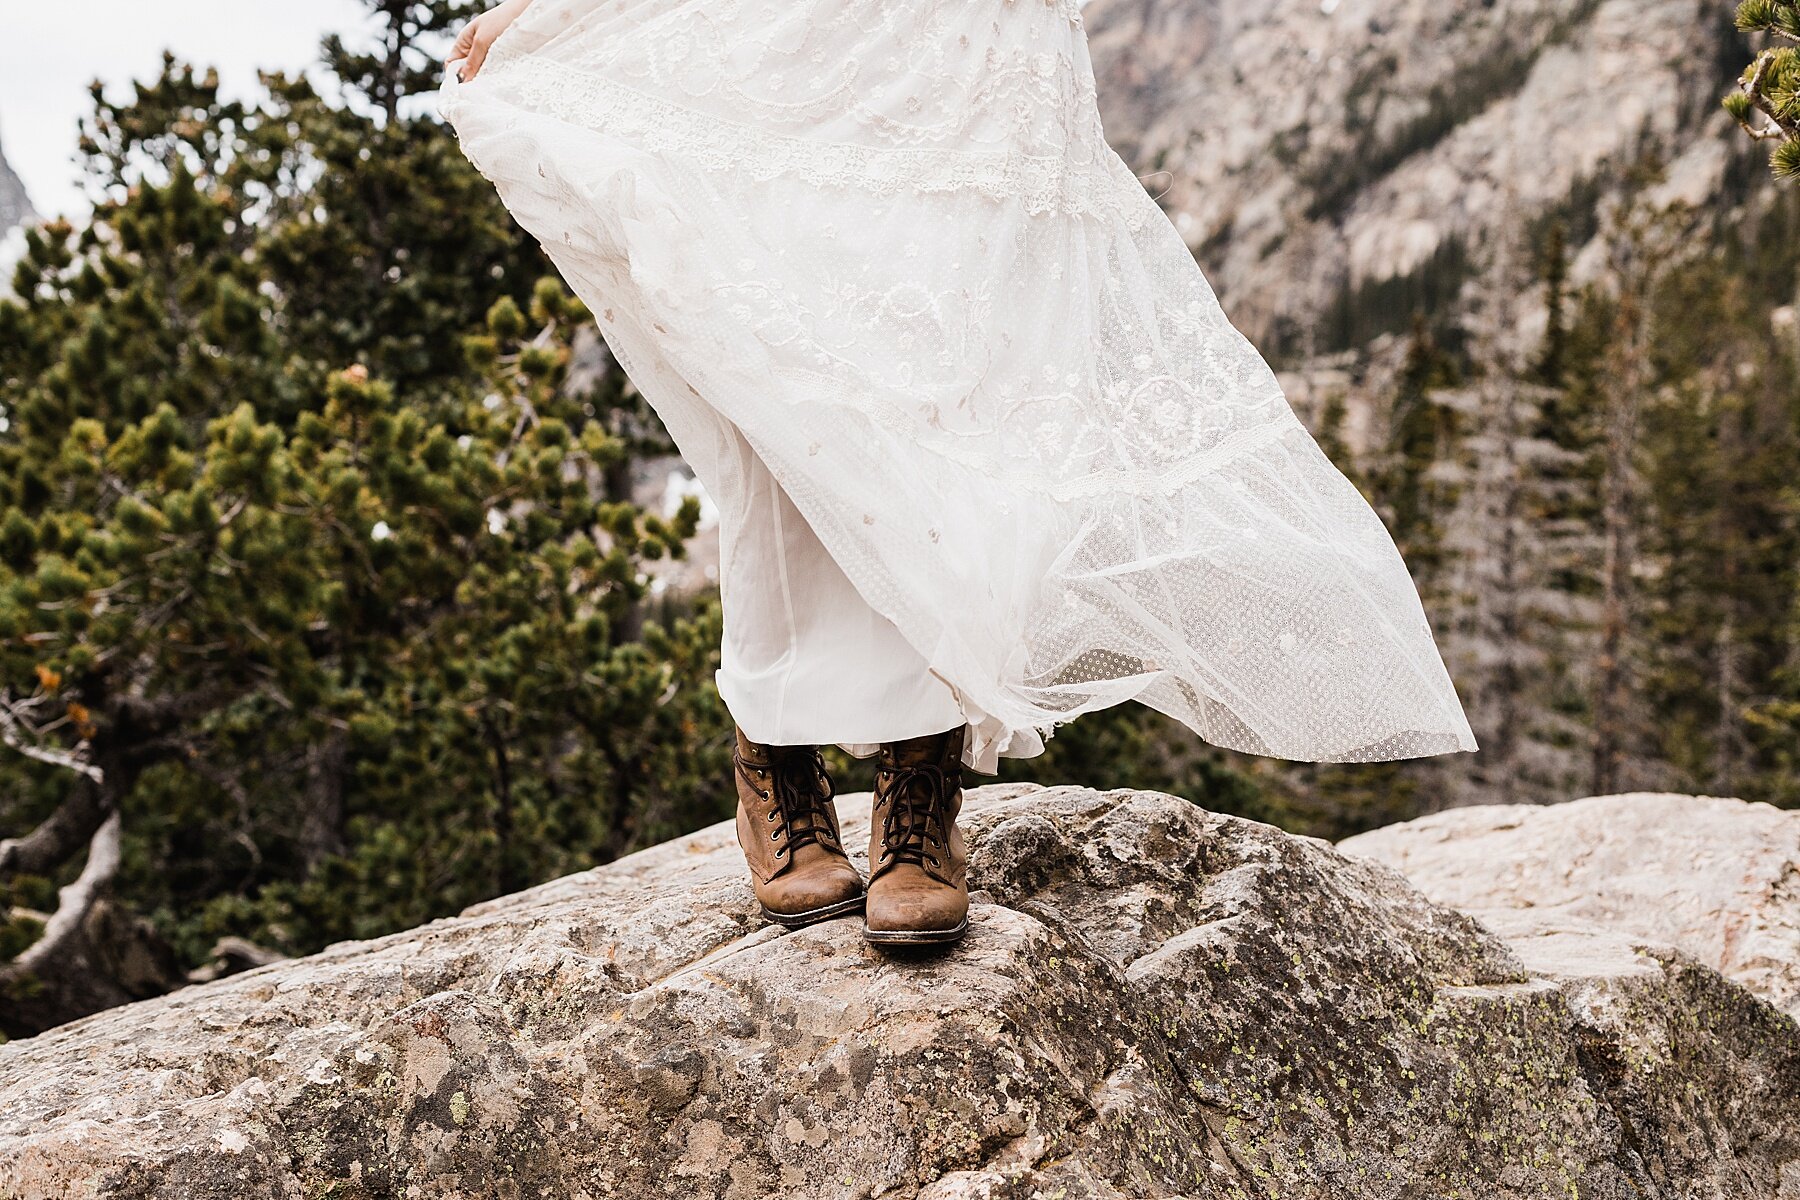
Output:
[0, 696, 103, 782]
[0, 779, 113, 878]
[0, 811, 122, 981]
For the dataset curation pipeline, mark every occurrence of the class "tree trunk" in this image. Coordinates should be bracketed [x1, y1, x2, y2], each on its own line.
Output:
[1593, 291, 1643, 798]
[298, 730, 350, 871]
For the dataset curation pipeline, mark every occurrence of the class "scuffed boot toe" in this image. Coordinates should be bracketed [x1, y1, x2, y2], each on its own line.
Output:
[760, 863, 867, 927]
[862, 867, 969, 945]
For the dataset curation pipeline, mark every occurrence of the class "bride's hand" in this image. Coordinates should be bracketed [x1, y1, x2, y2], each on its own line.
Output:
[449, 0, 535, 82]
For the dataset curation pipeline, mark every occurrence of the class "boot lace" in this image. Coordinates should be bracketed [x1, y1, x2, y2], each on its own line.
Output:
[737, 747, 838, 860]
[875, 762, 955, 870]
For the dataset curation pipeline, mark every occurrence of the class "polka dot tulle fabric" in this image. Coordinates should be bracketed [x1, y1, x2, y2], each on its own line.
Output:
[440, 0, 1478, 772]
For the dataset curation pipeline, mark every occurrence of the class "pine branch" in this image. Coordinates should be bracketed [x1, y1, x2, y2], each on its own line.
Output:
[1734, 50, 1800, 141]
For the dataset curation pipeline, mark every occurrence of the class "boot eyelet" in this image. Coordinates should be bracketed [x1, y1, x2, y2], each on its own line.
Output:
[765, 811, 776, 822]
[770, 829, 781, 840]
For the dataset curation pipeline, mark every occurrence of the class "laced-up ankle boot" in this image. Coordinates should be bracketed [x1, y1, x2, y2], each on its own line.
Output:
[733, 727, 866, 927]
[863, 725, 969, 945]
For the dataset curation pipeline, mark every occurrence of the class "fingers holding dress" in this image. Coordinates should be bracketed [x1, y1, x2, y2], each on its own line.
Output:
[449, 0, 535, 82]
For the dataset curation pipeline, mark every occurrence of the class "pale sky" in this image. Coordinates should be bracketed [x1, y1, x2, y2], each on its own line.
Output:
[3, 1, 391, 219]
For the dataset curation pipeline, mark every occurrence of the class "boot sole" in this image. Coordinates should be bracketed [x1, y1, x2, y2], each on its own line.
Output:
[760, 893, 867, 928]
[862, 918, 970, 946]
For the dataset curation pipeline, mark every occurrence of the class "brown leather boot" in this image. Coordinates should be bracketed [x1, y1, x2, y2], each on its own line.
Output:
[733, 728, 866, 927]
[864, 725, 969, 946]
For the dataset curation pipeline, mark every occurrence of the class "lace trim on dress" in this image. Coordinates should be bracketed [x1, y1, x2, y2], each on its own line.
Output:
[480, 50, 1152, 229]
[768, 360, 1308, 502]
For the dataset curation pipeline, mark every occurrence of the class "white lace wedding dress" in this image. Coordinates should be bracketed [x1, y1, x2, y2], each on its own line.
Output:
[439, 0, 1478, 773]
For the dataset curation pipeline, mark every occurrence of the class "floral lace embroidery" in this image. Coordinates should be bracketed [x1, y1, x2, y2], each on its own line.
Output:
[483, 55, 1151, 228]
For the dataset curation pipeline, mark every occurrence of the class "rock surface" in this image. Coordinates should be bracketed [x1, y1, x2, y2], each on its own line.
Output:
[2, 784, 1797, 1199]
[1341, 791, 1800, 1021]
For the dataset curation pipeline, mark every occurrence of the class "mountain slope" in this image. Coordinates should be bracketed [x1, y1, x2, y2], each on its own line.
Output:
[1084, 0, 1745, 355]
[0, 129, 33, 233]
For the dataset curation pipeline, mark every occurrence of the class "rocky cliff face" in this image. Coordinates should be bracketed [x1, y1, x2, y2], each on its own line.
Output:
[1084, 0, 1744, 353]
[0, 130, 34, 234]
[2, 784, 1795, 1198]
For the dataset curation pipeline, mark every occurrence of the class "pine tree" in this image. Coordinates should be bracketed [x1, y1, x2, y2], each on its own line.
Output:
[0, 3, 720, 1037]
[1373, 317, 1463, 598]
[1435, 222, 1594, 806]
[1588, 180, 1691, 797]
[1636, 231, 1800, 801]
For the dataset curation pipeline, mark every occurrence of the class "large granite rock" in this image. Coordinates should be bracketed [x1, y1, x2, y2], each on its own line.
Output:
[2, 784, 1797, 1198]
[1341, 791, 1800, 1022]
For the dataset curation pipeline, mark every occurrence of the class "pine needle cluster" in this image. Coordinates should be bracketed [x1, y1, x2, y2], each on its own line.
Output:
[1727, 0, 1800, 177]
